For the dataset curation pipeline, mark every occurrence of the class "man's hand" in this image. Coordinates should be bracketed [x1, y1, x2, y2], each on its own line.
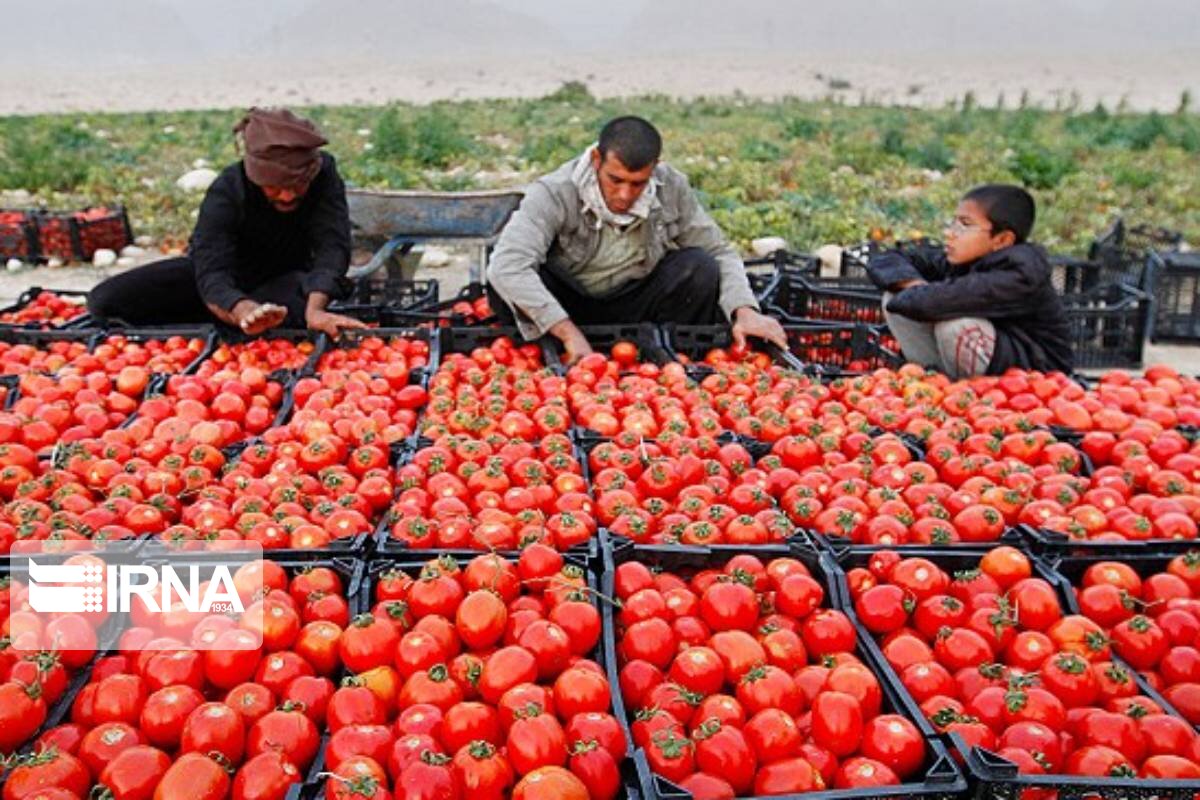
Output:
[306, 308, 368, 339]
[549, 318, 594, 365]
[232, 300, 287, 335]
[732, 306, 787, 350]
[895, 279, 927, 290]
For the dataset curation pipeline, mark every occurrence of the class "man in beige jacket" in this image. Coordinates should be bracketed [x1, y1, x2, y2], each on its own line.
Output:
[487, 116, 786, 362]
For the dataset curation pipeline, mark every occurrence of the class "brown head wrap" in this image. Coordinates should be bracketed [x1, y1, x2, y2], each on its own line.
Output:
[233, 107, 328, 190]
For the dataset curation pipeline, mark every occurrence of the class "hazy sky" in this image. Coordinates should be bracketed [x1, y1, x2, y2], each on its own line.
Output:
[3, 0, 1197, 65]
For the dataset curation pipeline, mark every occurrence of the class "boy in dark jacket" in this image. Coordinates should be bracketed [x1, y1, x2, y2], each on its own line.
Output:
[866, 184, 1073, 377]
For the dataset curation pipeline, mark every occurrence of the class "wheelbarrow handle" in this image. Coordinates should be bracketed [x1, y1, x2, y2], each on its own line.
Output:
[347, 237, 410, 281]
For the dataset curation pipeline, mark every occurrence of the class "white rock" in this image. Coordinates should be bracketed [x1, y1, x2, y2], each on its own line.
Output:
[134, 235, 155, 248]
[95, 129, 110, 139]
[120, 245, 146, 258]
[816, 245, 845, 277]
[6, 258, 23, 271]
[898, 185, 923, 199]
[751, 236, 789, 257]
[363, 142, 375, 151]
[4, 189, 31, 201]
[419, 246, 452, 269]
[176, 168, 218, 192]
[922, 169, 944, 182]
[92, 249, 118, 267]
[356, 128, 371, 137]
[192, 158, 210, 169]
[116, 257, 136, 268]
[47, 257, 64, 269]
[162, 125, 176, 134]
[836, 165, 856, 175]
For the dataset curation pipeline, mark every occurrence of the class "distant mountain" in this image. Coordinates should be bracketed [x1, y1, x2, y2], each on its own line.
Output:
[621, 0, 1200, 53]
[0, 0, 203, 66]
[255, 0, 565, 58]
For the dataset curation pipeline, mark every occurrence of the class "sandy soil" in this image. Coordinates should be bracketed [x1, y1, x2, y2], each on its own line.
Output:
[2, 49, 1197, 115]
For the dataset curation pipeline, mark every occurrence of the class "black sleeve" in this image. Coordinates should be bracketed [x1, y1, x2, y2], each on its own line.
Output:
[886, 249, 1051, 322]
[302, 154, 352, 299]
[866, 242, 950, 291]
[190, 169, 248, 311]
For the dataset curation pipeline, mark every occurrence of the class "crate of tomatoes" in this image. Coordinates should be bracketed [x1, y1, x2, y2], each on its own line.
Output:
[32, 206, 133, 262]
[834, 544, 1200, 798]
[769, 273, 886, 326]
[1042, 549, 1200, 730]
[604, 536, 968, 800]
[1, 555, 361, 797]
[383, 282, 498, 328]
[0, 287, 92, 329]
[281, 545, 621, 800]
[0, 209, 40, 261]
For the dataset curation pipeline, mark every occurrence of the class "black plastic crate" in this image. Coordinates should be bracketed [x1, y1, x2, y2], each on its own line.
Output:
[830, 546, 1192, 740]
[0, 287, 92, 330]
[137, 437, 392, 560]
[1063, 283, 1151, 369]
[1088, 216, 1183, 291]
[274, 549, 613, 800]
[201, 327, 326, 375]
[770, 273, 886, 326]
[91, 326, 217, 375]
[375, 436, 598, 560]
[660, 323, 803, 371]
[1016, 521, 1200, 560]
[778, 323, 903, 374]
[437, 325, 559, 369]
[382, 282, 496, 327]
[953, 728, 1200, 800]
[538, 323, 669, 370]
[339, 276, 438, 309]
[0, 209, 39, 261]
[0, 328, 103, 375]
[1041, 549, 1200, 728]
[72, 206, 133, 260]
[32, 206, 133, 263]
[1148, 250, 1200, 342]
[604, 536, 968, 800]
[314, 326, 439, 375]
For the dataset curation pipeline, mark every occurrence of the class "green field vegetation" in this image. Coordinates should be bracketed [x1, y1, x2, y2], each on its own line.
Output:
[1, 84, 1197, 254]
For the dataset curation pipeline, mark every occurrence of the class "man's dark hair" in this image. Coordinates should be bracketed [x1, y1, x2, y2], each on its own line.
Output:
[963, 184, 1037, 242]
[597, 116, 662, 171]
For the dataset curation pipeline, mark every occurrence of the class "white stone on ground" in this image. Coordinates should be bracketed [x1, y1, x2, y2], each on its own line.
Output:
[176, 168, 218, 192]
[751, 236, 789, 257]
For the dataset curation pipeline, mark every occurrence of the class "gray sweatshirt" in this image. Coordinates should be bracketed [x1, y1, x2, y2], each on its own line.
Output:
[486, 153, 760, 339]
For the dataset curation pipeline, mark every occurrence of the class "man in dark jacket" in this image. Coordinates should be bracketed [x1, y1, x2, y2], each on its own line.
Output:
[866, 184, 1073, 377]
[88, 108, 365, 338]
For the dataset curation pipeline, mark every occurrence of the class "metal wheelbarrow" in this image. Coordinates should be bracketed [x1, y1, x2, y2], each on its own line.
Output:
[345, 188, 524, 291]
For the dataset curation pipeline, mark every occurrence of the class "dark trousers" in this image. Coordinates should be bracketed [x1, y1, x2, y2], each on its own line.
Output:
[489, 246, 724, 328]
[88, 257, 310, 328]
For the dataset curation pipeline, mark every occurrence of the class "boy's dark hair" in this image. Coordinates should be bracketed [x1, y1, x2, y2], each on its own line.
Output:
[964, 184, 1037, 242]
[597, 116, 662, 170]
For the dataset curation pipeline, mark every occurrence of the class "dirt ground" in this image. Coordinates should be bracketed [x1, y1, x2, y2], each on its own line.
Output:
[2, 251, 1194, 376]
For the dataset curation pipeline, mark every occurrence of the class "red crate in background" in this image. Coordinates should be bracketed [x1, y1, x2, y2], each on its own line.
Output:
[0, 210, 39, 261]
